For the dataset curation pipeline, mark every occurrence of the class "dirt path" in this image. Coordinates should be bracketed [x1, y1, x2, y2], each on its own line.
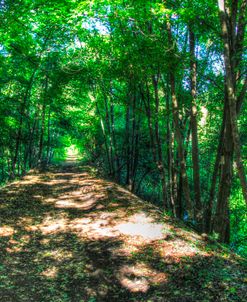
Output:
[0, 163, 246, 302]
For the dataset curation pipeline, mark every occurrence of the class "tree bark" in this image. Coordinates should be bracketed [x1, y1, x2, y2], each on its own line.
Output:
[166, 18, 193, 217]
[152, 75, 168, 209]
[213, 104, 233, 243]
[218, 0, 247, 204]
[189, 27, 202, 226]
[38, 73, 48, 163]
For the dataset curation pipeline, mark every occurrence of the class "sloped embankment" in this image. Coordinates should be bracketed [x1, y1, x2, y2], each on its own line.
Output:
[0, 164, 246, 302]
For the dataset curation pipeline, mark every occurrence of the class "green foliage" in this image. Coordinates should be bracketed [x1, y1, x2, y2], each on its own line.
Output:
[230, 184, 247, 258]
[0, 0, 246, 257]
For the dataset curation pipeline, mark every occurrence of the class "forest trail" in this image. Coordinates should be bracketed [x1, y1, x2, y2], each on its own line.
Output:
[0, 163, 246, 302]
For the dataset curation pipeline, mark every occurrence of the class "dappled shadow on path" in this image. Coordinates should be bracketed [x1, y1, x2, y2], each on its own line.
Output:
[0, 164, 246, 301]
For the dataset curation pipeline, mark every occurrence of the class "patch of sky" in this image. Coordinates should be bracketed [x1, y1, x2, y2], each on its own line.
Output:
[0, 0, 5, 11]
[0, 44, 9, 57]
[211, 56, 224, 76]
[74, 37, 86, 49]
[82, 18, 109, 35]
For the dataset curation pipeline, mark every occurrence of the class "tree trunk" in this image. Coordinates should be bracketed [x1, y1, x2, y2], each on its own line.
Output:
[152, 75, 168, 209]
[38, 74, 48, 163]
[213, 104, 233, 243]
[218, 0, 247, 204]
[166, 17, 193, 217]
[204, 115, 225, 233]
[96, 102, 112, 174]
[46, 105, 51, 163]
[189, 27, 202, 226]
[125, 97, 131, 186]
[110, 97, 121, 182]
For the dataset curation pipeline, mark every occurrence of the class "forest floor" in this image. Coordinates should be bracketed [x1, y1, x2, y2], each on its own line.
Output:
[0, 158, 246, 302]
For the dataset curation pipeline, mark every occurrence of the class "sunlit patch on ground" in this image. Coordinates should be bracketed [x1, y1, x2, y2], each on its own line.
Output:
[118, 263, 167, 293]
[55, 197, 98, 210]
[40, 266, 58, 278]
[68, 212, 120, 240]
[0, 225, 15, 236]
[155, 237, 202, 259]
[39, 217, 68, 235]
[38, 248, 73, 261]
[114, 213, 165, 241]
[45, 197, 56, 203]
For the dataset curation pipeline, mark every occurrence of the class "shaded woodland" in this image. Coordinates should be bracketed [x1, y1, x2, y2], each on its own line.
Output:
[0, 0, 246, 257]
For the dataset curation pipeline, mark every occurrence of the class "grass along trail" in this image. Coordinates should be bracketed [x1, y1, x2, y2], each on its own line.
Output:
[0, 163, 246, 302]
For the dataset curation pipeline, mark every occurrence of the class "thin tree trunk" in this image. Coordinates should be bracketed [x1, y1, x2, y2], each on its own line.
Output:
[46, 105, 51, 163]
[98, 105, 112, 174]
[166, 17, 193, 217]
[125, 98, 131, 186]
[152, 75, 168, 209]
[110, 97, 121, 182]
[170, 75, 192, 216]
[103, 94, 114, 177]
[130, 91, 136, 190]
[38, 74, 48, 163]
[141, 82, 157, 163]
[131, 106, 141, 192]
[166, 88, 176, 216]
[213, 104, 233, 243]
[189, 27, 202, 225]
[204, 114, 225, 233]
